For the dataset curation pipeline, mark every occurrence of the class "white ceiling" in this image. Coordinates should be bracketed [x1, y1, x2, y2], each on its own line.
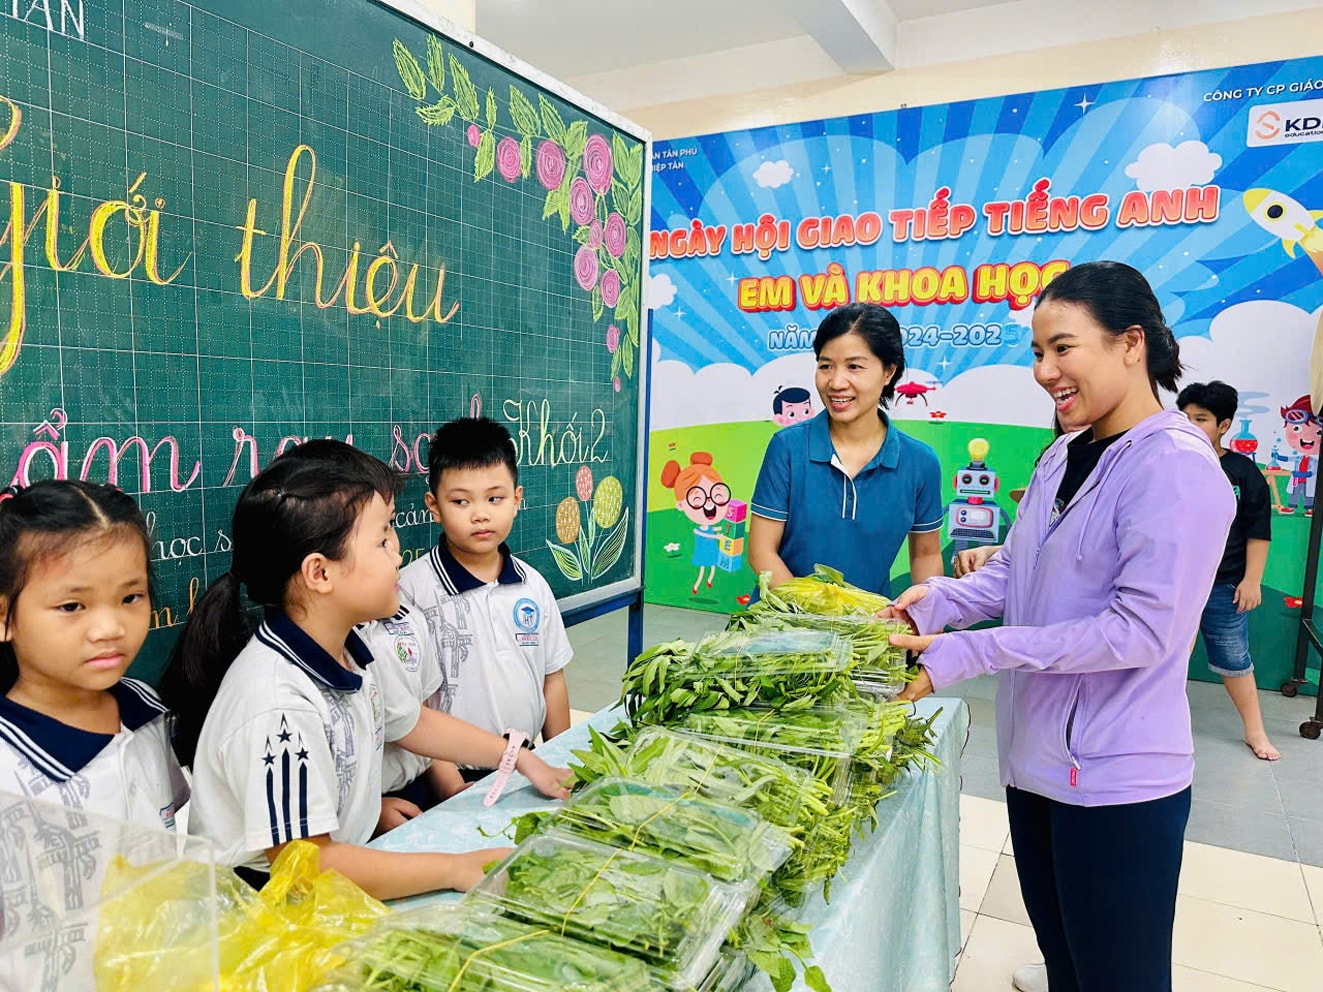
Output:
[475, 0, 807, 77]
[472, 0, 1323, 111]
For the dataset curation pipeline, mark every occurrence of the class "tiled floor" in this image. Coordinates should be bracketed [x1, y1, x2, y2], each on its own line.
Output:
[565, 604, 1323, 991]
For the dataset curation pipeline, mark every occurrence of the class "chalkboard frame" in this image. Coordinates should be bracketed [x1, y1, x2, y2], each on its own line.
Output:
[380, 0, 653, 629]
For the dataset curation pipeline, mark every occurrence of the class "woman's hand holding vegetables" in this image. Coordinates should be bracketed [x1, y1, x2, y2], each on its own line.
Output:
[878, 583, 930, 633]
[896, 665, 934, 702]
[518, 750, 573, 800]
[888, 614, 940, 701]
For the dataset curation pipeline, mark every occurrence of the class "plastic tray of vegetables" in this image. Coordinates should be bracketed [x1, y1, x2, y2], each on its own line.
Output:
[727, 610, 912, 694]
[620, 631, 856, 726]
[313, 905, 656, 992]
[509, 777, 793, 885]
[465, 829, 755, 991]
[676, 708, 859, 805]
[573, 727, 834, 839]
[753, 564, 892, 617]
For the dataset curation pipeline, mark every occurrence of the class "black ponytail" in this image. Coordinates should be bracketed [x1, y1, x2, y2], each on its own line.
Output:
[161, 440, 403, 767]
[0, 480, 151, 693]
[159, 571, 249, 766]
[1038, 260, 1183, 394]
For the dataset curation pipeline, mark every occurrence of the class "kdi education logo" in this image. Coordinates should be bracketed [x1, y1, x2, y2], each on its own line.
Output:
[1248, 98, 1323, 147]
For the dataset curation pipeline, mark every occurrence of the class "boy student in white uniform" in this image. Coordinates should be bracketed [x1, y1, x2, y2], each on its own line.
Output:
[361, 602, 446, 829]
[399, 417, 572, 796]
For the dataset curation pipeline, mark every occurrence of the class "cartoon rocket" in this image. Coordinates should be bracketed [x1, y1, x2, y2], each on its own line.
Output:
[1243, 188, 1323, 274]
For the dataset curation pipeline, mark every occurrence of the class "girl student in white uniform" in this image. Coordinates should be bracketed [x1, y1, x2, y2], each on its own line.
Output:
[162, 440, 570, 900]
[0, 481, 190, 992]
[0, 480, 186, 827]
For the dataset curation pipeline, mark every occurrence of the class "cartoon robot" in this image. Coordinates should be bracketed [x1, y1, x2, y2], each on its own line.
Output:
[946, 438, 1004, 563]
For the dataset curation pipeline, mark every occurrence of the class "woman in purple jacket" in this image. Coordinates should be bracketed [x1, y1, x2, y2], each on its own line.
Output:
[888, 261, 1234, 992]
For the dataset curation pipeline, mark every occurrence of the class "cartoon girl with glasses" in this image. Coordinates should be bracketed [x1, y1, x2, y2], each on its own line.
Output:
[660, 452, 731, 595]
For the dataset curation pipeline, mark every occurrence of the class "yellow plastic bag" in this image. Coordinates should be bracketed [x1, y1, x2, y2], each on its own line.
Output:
[96, 840, 387, 991]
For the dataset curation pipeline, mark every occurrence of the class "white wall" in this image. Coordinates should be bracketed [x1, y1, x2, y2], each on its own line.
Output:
[415, 0, 477, 32]
[627, 7, 1323, 139]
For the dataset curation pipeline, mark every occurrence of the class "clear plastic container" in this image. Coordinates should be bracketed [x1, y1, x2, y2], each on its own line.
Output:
[681, 703, 868, 751]
[688, 629, 852, 677]
[622, 727, 832, 836]
[676, 709, 857, 805]
[730, 611, 910, 685]
[466, 829, 755, 991]
[0, 793, 219, 992]
[314, 905, 656, 992]
[546, 777, 794, 883]
[697, 950, 755, 992]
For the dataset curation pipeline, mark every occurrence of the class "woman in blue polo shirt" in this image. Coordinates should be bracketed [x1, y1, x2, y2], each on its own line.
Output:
[749, 302, 944, 596]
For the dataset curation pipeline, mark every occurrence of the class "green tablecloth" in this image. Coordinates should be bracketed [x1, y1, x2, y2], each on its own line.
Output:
[371, 696, 968, 991]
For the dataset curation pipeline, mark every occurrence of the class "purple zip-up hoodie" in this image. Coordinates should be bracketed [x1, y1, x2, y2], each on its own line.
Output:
[910, 410, 1235, 806]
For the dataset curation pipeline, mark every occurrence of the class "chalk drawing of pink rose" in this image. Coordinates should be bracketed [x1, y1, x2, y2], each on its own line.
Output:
[573, 245, 599, 291]
[613, 376, 622, 393]
[606, 324, 620, 354]
[588, 221, 603, 249]
[600, 269, 621, 308]
[582, 134, 613, 193]
[496, 137, 521, 182]
[575, 465, 594, 501]
[466, 124, 481, 148]
[569, 177, 594, 225]
[604, 212, 626, 258]
[536, 139, 566, 190]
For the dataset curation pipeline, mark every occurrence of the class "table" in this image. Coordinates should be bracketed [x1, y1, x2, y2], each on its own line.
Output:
[371, 697, 969, 992]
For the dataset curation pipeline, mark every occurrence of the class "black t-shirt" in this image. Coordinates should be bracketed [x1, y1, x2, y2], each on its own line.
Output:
[1054, 429, 1127, 516]
[1216, 450, 1273, 585]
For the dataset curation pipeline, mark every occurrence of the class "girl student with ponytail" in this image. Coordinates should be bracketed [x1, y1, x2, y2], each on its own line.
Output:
[162, 440, 569, 900]
[885, 262, 1236, 992]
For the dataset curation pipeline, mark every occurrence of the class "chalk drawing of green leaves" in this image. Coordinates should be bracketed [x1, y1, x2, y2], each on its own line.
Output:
[474, 130, 495, 181]
[545, 541, 584, 581]
[591, 507, 630, 579]
[426, 35, 446, 91]
[451, 54, 480, 120]
[393, 35, 646, 384]
[393, 41, 427, 100]
[510, 86, 540, 137]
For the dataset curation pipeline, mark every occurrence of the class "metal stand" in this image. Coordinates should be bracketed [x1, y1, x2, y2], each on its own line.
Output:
[1281, 502, 1323, 739]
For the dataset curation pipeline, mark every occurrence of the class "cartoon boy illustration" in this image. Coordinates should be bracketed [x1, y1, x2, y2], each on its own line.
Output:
[1280, 394, 1319, 515]
[772, 386, 813, 427]
[660, 452, 731, 595]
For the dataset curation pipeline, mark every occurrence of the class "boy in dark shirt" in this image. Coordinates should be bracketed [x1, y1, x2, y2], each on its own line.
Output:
[1177, 381, 1278, 760]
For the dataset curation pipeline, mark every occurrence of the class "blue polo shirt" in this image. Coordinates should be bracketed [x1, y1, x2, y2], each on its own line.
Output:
[751, 410, 943, 597]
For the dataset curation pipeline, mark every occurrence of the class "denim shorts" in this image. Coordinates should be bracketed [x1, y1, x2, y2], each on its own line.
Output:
[1199, 583, 1253, 677]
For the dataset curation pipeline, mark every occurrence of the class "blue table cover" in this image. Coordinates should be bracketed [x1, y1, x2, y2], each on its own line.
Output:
[371, 696, 968, 992]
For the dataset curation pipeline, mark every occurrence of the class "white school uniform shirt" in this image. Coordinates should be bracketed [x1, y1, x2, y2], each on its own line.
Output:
[187, 612, 421, 871]
[398, 541, 572, 746]
[0, 678, 188, 831]
[360, 605, 443, 793]
[0, 683, 189, 992]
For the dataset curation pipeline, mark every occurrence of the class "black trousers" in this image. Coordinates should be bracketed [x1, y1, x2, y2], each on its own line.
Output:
[1005, 784, 1192, 992]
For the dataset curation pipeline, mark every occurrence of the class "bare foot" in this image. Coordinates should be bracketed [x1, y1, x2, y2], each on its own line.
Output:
[1245, 735, 1281, 761]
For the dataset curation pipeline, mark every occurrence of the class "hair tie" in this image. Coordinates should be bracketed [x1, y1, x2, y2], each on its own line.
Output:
[0, 483, 24, 502]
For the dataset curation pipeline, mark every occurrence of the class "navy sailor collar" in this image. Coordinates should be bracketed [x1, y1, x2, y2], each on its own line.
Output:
[0, 679, 168, 783]
[428, 540, 526, 595]
[257, 610, 375, 693]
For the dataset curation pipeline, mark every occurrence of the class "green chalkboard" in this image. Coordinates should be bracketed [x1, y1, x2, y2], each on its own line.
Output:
[0, 0, 649, 682]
